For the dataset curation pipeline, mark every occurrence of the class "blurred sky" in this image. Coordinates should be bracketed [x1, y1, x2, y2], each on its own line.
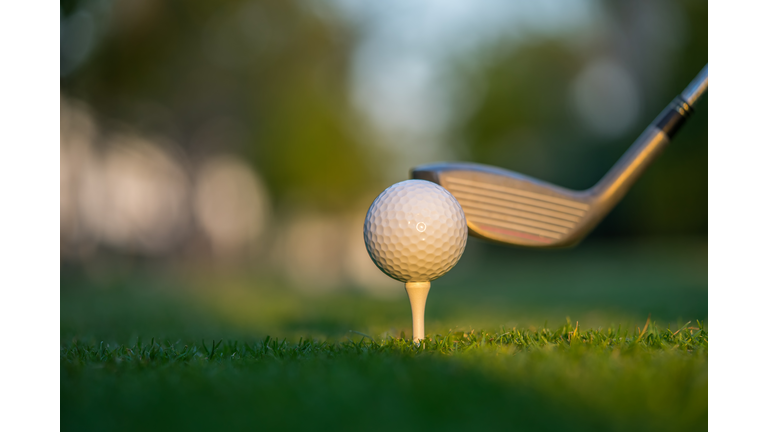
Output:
[337, 0, 600, 174]
[60, 0, 707, 291]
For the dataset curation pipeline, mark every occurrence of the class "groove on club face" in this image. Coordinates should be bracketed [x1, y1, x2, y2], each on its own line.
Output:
[444, 177, 585, 239]
[412, 163, 594, 248]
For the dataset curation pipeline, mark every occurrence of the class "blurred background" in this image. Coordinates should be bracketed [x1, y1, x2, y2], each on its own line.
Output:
[60, 0, 707, 341]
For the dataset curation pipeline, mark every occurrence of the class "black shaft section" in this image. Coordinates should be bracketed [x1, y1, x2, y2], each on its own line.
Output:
[654, 96, 694, 139]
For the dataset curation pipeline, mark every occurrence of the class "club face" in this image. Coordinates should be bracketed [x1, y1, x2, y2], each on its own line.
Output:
[411, 162, 597, 248]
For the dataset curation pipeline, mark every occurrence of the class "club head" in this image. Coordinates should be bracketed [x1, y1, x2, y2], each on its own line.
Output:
[411, 162, 598, 248]
[411, 64, 708, 249]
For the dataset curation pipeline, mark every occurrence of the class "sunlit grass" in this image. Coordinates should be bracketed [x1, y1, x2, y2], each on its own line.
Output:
[62, 317, 707, 364]
[61, 321, 707, 432]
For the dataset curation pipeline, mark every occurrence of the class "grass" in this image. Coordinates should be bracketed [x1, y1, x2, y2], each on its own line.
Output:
[62, 322, 707, 431]
[60, 238, 707, 431]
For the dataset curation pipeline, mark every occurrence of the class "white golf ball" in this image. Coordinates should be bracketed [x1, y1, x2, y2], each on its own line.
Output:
[364, 179, 467, 283]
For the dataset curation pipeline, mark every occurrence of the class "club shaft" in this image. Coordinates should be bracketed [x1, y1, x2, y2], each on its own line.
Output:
[589, 65, 708, 210]
[681, 64, 708, 106]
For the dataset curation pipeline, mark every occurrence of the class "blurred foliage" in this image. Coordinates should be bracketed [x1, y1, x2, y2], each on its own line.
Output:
[61, 0, 383, 210]
[62, 0, 707, 234]
[61, 237, 707, 342]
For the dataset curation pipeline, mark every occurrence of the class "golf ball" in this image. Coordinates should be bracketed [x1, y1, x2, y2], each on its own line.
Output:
[364, 180, 467, 283]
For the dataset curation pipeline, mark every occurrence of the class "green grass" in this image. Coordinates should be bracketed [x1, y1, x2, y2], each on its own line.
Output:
[61, 239, 707, 431]
[62, 323, 707, 431]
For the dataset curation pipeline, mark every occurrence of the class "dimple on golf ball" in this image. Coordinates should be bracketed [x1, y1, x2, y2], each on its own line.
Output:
[364, 180, 468, 283]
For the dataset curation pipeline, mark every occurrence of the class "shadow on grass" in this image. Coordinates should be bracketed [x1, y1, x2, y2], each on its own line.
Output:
[61, 350, 705, 432]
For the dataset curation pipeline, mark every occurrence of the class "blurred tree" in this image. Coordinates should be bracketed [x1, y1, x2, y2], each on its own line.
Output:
[61, 0, 707, 237]
[61, 0, 383, 210]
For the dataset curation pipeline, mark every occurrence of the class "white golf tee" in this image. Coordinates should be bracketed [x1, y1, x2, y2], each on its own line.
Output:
[405, 281, 431, 342]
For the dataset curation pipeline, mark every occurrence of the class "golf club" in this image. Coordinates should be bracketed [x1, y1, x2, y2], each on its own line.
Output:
[411, 64, 708, 248]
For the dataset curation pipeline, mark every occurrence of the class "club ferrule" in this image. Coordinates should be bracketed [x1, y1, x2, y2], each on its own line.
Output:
[654, 96, 694, 139]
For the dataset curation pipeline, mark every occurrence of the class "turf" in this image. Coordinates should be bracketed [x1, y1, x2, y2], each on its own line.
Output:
[60, 239, 707, 431]
[62, 323, 706, 431]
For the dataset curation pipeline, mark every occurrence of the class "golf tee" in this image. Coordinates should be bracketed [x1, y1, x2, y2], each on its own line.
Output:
[404, 282, 431, 342]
